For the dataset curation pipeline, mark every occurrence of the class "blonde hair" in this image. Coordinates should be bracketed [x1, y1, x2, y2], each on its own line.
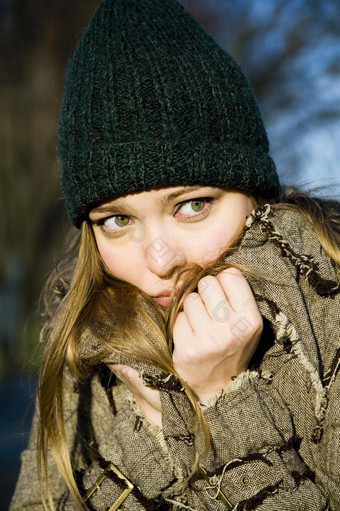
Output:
[38, 224, 208, 509]
[37, 187, 340, 509]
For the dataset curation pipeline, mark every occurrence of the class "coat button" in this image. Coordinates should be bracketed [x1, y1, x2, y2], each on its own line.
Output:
[241, 475, 251, 486]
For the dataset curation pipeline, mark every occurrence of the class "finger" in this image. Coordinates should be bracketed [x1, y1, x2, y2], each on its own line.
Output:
[108, 363, 162, 413]
[181, 291, 213, 331]
[173, 310, 194, 339]
[197, 275, 232, 323]
[108, 364, 140, 384]
[217, 268, 259, 315]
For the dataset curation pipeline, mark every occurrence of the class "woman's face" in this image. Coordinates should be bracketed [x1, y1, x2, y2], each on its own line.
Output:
[90, 186, 254, 306]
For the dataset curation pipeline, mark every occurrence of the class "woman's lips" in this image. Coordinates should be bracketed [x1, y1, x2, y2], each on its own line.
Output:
[153, 289, 178, 306]
[154, 295, 172, 306]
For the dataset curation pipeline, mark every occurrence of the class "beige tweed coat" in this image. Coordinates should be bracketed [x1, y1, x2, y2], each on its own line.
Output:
[10, 205, 340, 510]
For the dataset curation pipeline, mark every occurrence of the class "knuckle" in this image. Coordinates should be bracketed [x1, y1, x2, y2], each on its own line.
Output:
[229, 316, 260, 341]
[180, 346, 200, 365]
[198, 275, 215, 286]
[221, 267, 243, 277]
[198, 275, 216, 294]
[250, 311, 263, 330]
[184, 292, 199, 304]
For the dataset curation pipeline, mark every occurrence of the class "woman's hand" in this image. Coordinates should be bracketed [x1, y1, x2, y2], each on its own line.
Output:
[172, 268, 263, 402]
[108, 268, 262, 424]
[107, 364, 162, 428]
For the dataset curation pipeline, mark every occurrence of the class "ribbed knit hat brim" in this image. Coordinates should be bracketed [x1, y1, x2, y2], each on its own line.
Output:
[59, 0, 279, 227]
[65, 141, 277, 227]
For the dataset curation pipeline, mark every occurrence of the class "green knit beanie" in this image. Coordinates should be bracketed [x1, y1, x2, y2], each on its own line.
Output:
[59, 0, 280, 228]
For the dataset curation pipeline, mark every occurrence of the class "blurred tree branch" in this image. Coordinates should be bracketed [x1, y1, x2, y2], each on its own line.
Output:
[0, 0, 99, 370]
[181, 0, 340, 182]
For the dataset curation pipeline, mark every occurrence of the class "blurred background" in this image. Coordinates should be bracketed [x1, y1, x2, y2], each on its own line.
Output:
[1, 0, 339, 508]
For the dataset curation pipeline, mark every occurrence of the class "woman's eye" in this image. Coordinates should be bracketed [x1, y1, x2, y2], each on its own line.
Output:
[103, 215, 130, 230]
[175, 198, 212, 218]
[190, 199, 205, 212]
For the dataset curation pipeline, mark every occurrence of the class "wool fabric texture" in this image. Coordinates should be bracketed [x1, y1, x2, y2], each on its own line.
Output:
[58, 0, 280, 227]
[10, 207, 340, 509]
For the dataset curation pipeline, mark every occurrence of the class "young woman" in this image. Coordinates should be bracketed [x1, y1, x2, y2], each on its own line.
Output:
[10, 0, 340, 510]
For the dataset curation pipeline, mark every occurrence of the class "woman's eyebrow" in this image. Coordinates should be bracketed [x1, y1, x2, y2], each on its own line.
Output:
[90, 202, 127, 215]
[162, 186, 202, 202]
[156, 186, 207, 209]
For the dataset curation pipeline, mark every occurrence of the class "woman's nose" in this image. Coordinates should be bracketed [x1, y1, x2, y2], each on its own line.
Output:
[145, 235, 187, 278]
